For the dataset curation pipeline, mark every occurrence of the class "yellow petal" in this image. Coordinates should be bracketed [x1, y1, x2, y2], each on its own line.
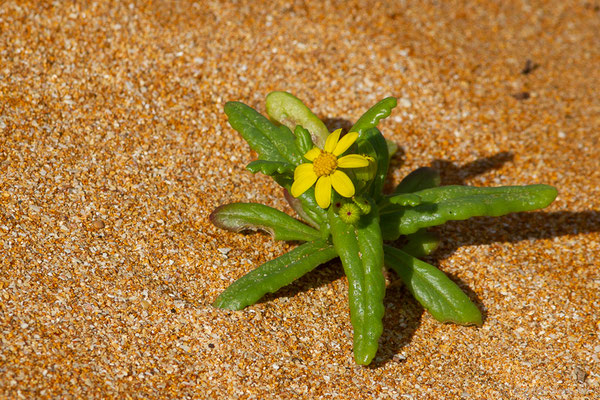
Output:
[337, 154, 370, 168]
[331, 170, 355, 198]
[294, 163, 315, 179]
[333, 132, 359, 156]
[303, 147, 321, 161]
[324, 128, 341, 153]
[315, 176, 332, 208]
[291, 166, 318, 197]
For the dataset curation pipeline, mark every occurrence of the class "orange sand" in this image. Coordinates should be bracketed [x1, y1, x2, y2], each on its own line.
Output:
[1, 1, 598, 398]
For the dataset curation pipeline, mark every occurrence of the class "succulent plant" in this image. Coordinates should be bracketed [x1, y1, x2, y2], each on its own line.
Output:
[210, 92, 557, 365]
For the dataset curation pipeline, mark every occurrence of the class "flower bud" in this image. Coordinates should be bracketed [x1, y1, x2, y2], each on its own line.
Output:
[338, 202, 361, 224]
[352, 196, 371, 215]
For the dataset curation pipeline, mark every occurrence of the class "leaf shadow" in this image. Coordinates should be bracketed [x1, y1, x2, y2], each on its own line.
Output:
[261, 257, 426, 368]
[431, 151, 514, 185]
[431, 210, 600, 260]
[370, 260, 487, 368]
[427, 151, 600, 258]
[322, 117, 353, 133]
[258, 258, 345, 303]
[371, 281, 424, 367]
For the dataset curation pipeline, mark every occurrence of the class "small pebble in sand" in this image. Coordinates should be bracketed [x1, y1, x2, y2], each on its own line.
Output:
[91, 220, 106, 229]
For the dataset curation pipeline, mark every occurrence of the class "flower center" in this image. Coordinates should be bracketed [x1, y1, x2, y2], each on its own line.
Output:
[312, 151, 338, 177]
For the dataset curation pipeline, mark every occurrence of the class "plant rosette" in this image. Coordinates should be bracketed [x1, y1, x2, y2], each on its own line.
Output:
[209, 91, 557, 365]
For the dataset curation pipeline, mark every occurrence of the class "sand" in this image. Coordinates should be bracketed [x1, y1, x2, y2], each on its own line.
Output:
[1, 1, 599, 398]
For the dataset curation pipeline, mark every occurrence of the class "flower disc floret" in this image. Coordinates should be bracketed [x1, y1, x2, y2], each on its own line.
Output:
[313, 152, 338, 177]
[291, 128, 369, 209]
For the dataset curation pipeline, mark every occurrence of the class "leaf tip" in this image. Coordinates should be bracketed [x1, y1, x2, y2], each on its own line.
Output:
[354, 350, 375, 366]
[223, 100, 239, 114]
[385, 96, 398, 107]
[208, 205, 226, 228]
[543, 184, 558, 203]
[212, 296, 243, 311]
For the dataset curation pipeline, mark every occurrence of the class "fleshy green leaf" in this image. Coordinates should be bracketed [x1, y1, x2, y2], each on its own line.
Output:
[283, 189, 320, 228]
[380, 184, 558, 240]
[294, 125, 314, 155]
[265, 91, 329, 148]
[388, 193, 422, 206]
[278, 181, 328, 227]
[394, 166, 441, 194]
[329, 205, 385, 365]
[210, 203, 321, 242]
[384, 245, 482, 326]
[386, 139, 398, 157]
[356, 127, 389, 201]
[350, 97, 397, 135]
[400, 230, 439, 258]
[213, 239, 338, 310]
[225, 101, 302, 165]
[246, 160, 294, 176]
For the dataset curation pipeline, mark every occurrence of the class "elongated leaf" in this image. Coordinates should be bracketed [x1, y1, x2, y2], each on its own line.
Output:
[356, 128, 389, 201]
[210, 203, 321, 242]
[411, 184, 557, 204]
[225, 101, 302, 165]
[213, 239, 338, 310]
[394, 167, 441, 194]
[246, 160, 294, 176]
[384, 245, 482, 326]
[350, 97, 397, 135]
[266, 91, 329, 148]
[380, 184, 557, 240]
[329, 205, 385, 365]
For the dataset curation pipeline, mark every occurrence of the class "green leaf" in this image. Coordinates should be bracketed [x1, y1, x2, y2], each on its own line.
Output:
[394, 167, 441, 194]
[213, 239, 338, 310]
[386, 139, 398, 157]
[265, 91, 329, 148]
[279, 182, 328, 227]
[283, 189, 320, 228]
[225, 101, 302, 165]
[329, 205, 385, 365]
[384, 245, 482, 326]
[350, 97, 397, 135]
[294, 125, 314, 155]
[356, 128, 390, 201]
[210, 203, 321, 242]
[388, 193, 422, 206]
[246, 160, 294, 176]
[270, 170, 328, 228]
[400, 230, 439, 258]
[380, 184, 558, 240]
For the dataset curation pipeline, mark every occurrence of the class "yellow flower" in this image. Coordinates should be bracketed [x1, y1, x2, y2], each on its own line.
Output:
[291, 128, 369, 208]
